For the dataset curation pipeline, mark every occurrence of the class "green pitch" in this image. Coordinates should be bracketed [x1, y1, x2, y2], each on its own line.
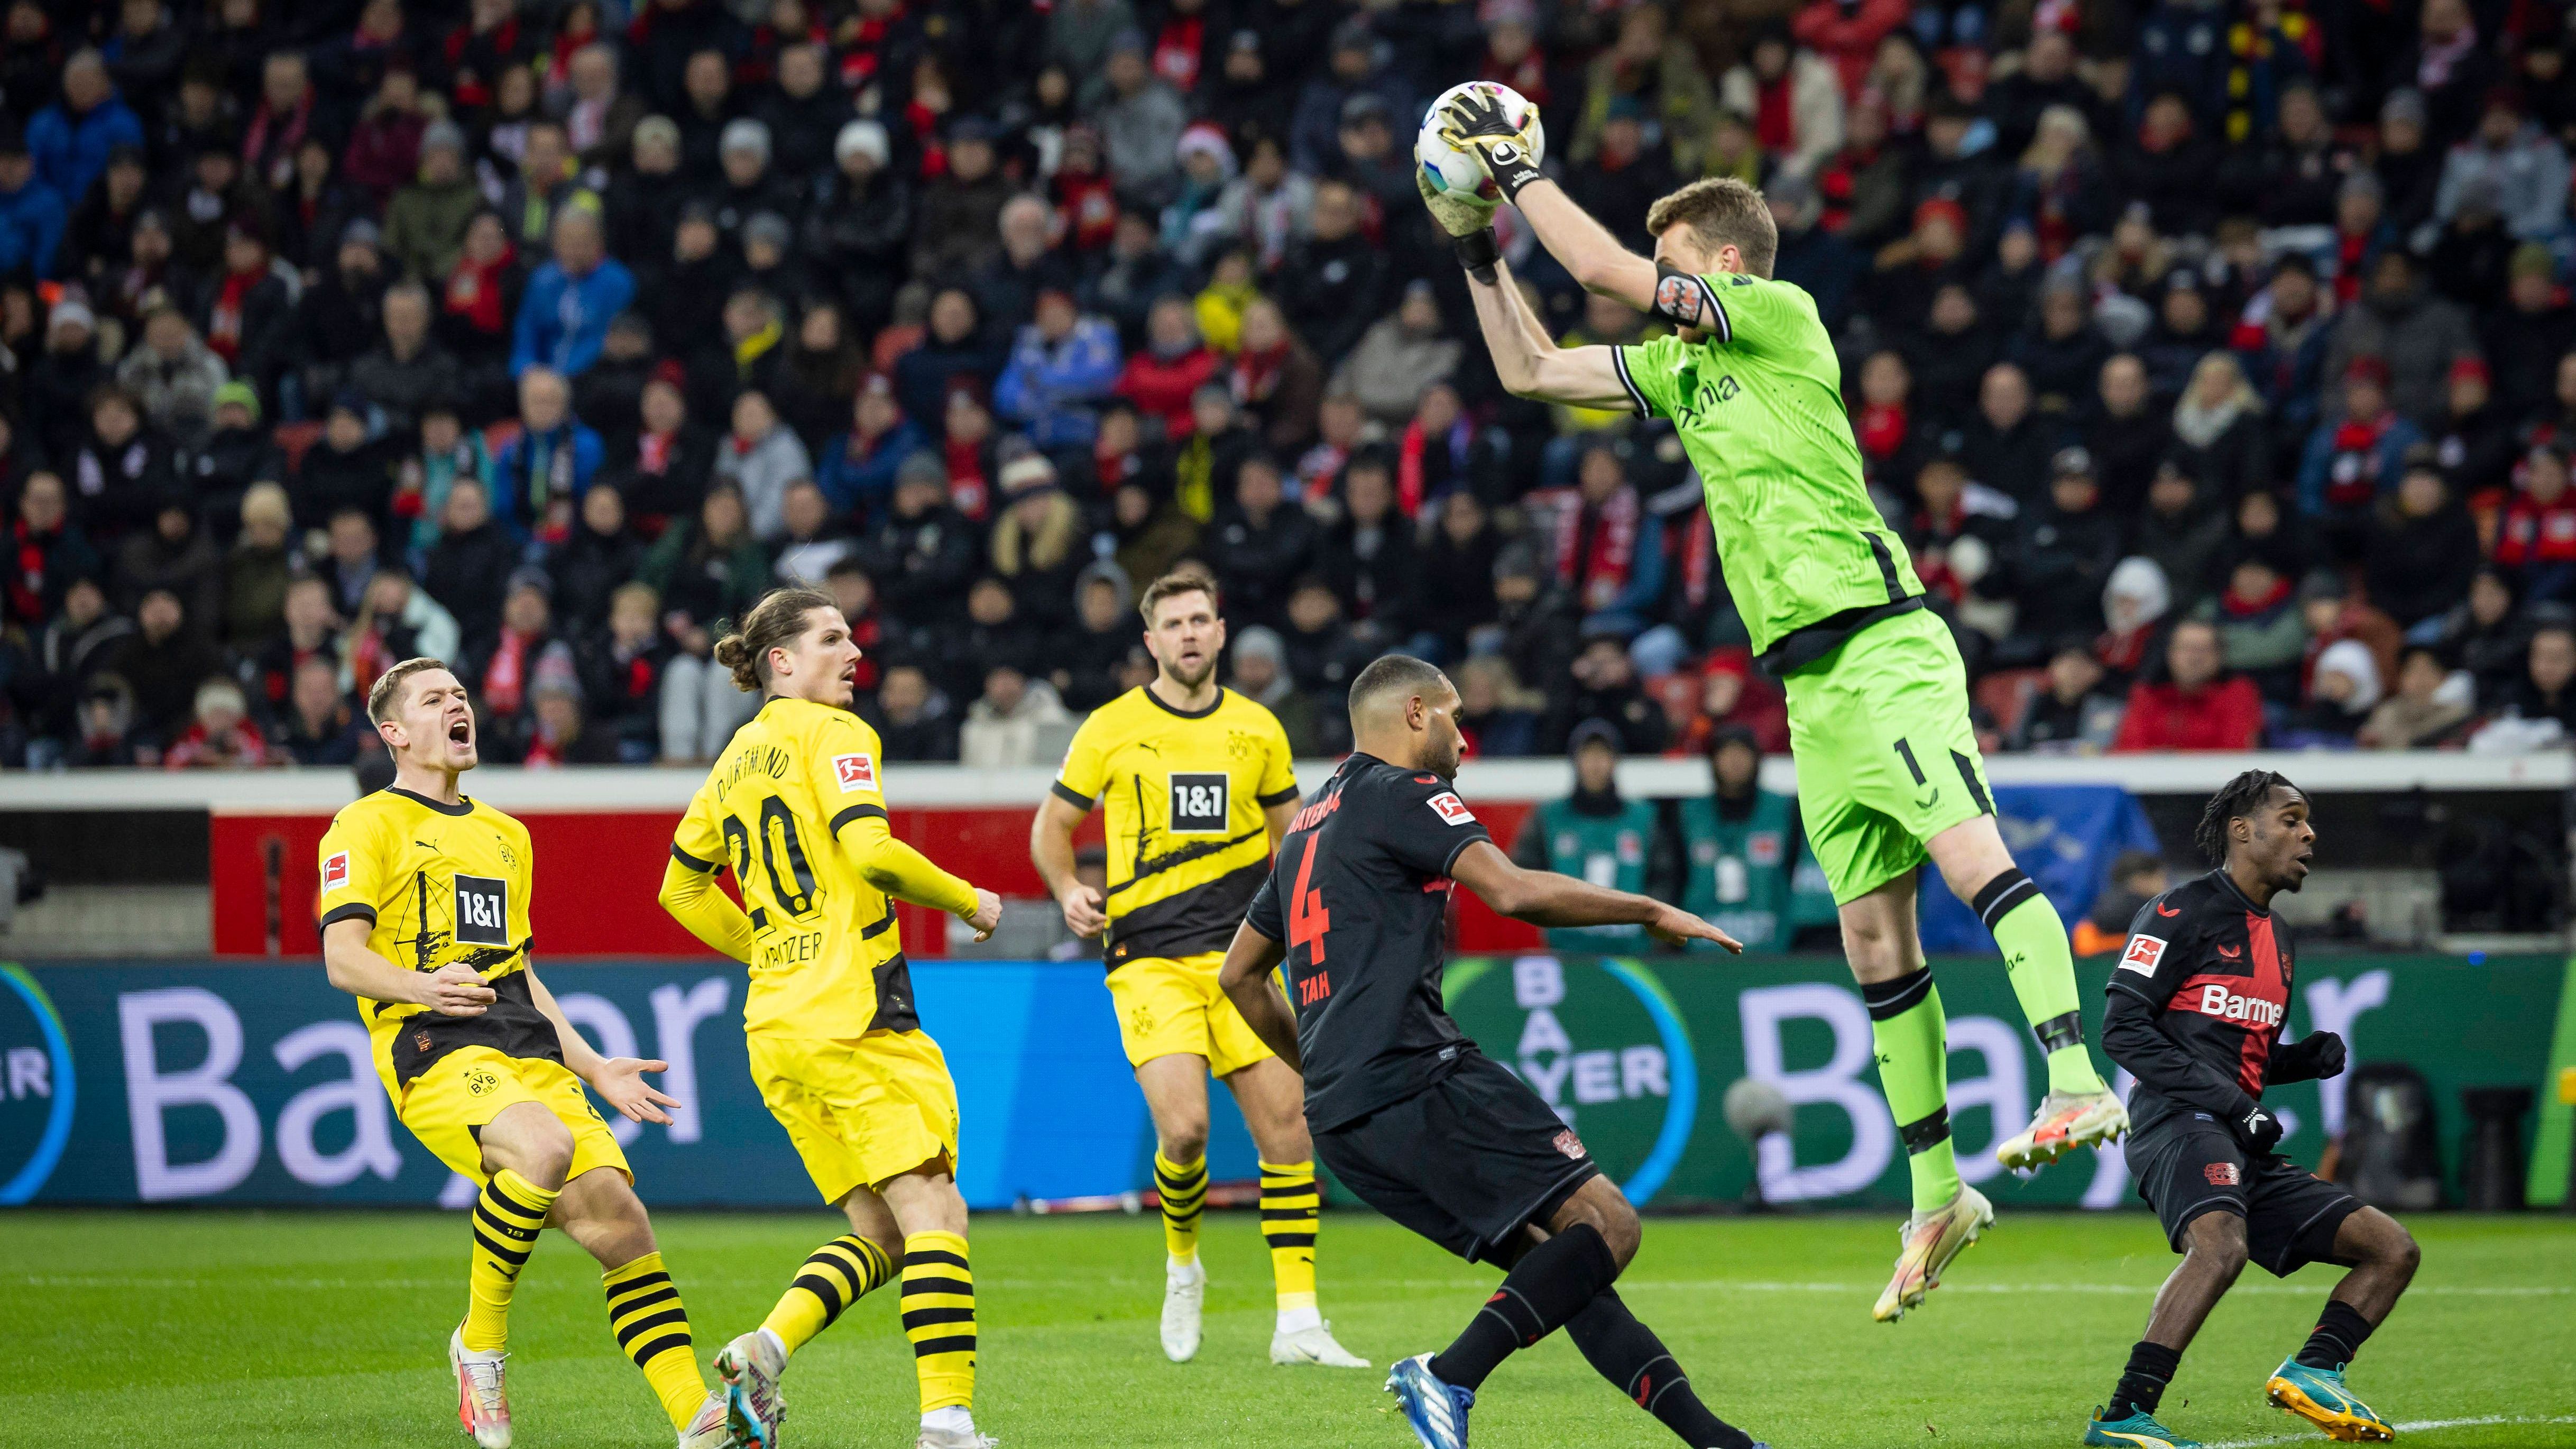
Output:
[4, 1209, 2569, 1448]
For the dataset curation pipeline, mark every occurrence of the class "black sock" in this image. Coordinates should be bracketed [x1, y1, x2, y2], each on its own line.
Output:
[2108, 1340, 2182, 1419]
[1429, 1222, 1618, 1392]
[2296, 1300, 2376, 1369]
[1565, 1289, 1755, 1449]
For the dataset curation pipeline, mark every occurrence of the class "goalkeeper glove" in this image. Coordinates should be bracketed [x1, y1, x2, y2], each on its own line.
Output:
[1439, 89, 1545, 200]
[1416, 170, 1501, 283]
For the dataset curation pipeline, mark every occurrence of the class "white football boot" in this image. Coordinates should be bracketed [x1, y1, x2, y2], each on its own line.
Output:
[1161, 1258, 1206, 1362]
[448, 1325, 512, 1449]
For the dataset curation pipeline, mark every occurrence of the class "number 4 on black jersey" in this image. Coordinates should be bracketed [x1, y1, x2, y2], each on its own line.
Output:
[1247, 754, 1491, 1133]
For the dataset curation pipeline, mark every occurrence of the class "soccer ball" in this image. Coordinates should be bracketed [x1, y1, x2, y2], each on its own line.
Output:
[1415, 81, 1545, 202]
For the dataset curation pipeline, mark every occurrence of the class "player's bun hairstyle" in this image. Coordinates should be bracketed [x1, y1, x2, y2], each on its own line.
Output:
[2195, 769, 2302, 865]
[1348, 654, 1451, 717]
[714, 585, 839, 694]
[1645, 177, 1779, 280]
[1138, 563, 1221, 623]
[366, 657, 450, 725]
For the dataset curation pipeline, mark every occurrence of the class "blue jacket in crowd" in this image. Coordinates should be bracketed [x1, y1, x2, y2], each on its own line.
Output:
[26, 93, 143, 205]
[995, 317, 1122, 449]
[510, 256, 636, 380]
[0, 172, 65, 279]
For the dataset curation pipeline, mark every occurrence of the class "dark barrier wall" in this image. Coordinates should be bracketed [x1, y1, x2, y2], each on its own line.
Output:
[1, 956, 2566, 1210]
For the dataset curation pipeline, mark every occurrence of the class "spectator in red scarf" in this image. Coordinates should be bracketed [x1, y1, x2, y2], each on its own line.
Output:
[2297, 355, 2424, 557]
[1718, 24, 1844, 178]
[162, 675, 269, 768]
[1397, 380, 1505, 513]
[246, 575, 342, 725]
[1550, 440, 1664, 627]
[1851, 347, 1913, 485]
[5, 472, 99, 629]
[199, 223, 292, 400]
[1227, 297, 1321, 456]
[463, 565, 570, 728]
[2110, 617, 2265, 750]
[438, 210, 520, 370]
[2495, 442, 2576, 604]
[244, 51, 326, 193]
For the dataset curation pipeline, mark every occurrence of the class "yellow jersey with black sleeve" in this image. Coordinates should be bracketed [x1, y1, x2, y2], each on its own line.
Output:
[315, 786, 550, 1090]
[1052, 685, 1300, 969]
[669, 696, 978, 1040]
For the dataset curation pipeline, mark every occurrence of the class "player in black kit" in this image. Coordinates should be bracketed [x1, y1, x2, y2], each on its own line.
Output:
[1218, 655, 1769, 1449]
[2084, 772, 2419, 1449]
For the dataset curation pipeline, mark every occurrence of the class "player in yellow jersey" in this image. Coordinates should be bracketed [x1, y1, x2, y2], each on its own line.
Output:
[1029, 565, 1368, 1370]
[317, 658, 731, 1449]
[657, 586, 1006, 1449]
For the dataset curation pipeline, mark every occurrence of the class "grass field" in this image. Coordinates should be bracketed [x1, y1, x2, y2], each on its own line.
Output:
[3, 1208, 2569, 1449]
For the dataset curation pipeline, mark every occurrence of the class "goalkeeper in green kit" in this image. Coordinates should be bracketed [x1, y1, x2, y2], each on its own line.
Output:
[1424, 91, 2127, 1322]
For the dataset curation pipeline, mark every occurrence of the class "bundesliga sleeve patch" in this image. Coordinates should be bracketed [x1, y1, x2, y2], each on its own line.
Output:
[321, 851, 349, 890]
[833, 752, 877, 793]
[1428, 792, 1475, 826]
[2120, 934, 2166, 975]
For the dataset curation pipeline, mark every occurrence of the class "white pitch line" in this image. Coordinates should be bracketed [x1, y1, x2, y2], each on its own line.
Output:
[2202, 1415, 2576, 1447]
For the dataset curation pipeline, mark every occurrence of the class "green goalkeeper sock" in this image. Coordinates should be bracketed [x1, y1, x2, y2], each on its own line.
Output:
[1862, 967, 1959, 1213]
[1974, 870, 2106, 1096]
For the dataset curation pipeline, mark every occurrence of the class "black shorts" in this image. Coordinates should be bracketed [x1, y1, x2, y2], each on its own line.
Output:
[2130, 1118, 2363, 1278]
[1314, 1051, 1600, 1264]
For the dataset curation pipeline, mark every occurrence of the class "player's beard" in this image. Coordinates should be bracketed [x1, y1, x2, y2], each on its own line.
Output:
[1160, 654, 1216, 692]
[1423, 731, 1463, 781]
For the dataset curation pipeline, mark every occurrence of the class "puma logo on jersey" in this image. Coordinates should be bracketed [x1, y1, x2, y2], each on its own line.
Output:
[321, 851, 349, 889]
[2185, 983, 2283, 1026]
[833, 753, 877, 793]
[2120, 935, 2166, 974]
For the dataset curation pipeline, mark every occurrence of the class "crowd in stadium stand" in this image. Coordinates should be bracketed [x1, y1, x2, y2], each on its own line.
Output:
[5, 0, 2576, 771]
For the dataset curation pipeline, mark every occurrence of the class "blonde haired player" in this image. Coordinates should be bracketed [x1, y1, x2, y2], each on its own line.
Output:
[316, 658, 730, 1449]
[657, 586, 1006, 1449]
[1030, 566, 1367, 1370]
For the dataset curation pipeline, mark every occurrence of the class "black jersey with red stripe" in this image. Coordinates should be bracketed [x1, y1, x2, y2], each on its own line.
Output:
[1246, 753, 1494, 1132]
[2105, 869, 2296, 1139]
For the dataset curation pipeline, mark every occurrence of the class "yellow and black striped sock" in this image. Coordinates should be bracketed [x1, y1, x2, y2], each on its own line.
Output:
[1259, 1159, 1320, 1320]
[1155, 1149, 1207, 1264]
[761, 1233, 897, 1354]
[603, 1252, 706, 1432]
[464, 1169, 556, 1352]
[901, 1231, 977, 1414]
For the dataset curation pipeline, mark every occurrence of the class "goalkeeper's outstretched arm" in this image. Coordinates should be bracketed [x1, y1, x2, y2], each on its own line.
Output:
[1513, 182, 1660, 311]
[1462, 256, 1634, 409]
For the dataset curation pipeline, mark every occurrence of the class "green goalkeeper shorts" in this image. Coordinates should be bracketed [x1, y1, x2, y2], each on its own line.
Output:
[1782, 607, 1993, 904]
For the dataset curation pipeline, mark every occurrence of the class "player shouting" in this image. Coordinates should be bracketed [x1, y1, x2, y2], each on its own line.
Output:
[657, 587, 1006, 1449]
[2086, 773, 2418, 1448]
[1422, 90, 2126, 1320]
[1030, 565, 1367, 1369]
[317, 658, 732, 1449]
[1219, 655, 1769, 1449]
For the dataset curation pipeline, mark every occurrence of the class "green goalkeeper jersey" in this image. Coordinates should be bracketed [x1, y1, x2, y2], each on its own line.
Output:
[1612, 272, 1924, 673]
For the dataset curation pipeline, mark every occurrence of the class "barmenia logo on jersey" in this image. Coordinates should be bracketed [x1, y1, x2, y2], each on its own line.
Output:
[833, 753, 877, 793]
[2183, 984, 2284, 1026]
[1442, 954, 1697, 1207]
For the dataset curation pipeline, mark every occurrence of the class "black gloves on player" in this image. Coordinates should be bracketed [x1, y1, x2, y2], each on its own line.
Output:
[2272, 1030, 2348, 1084]
[2233, 1102, 2285, 1154]
[1440, 90, 1545, 200]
